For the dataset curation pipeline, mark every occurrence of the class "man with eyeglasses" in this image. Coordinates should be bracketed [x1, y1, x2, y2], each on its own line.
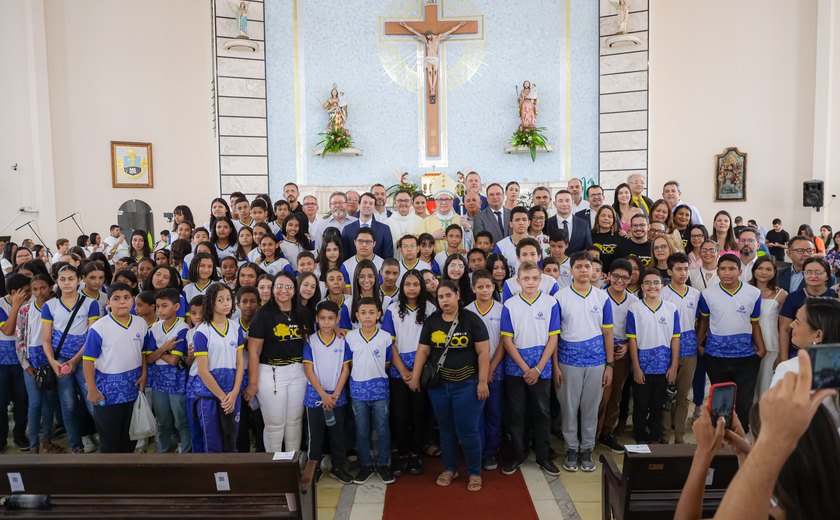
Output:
[386, 189, 424, 253]
[341, 192, 394, 259]
[627, 173, 653, 217]
[310, 192, 357, 251]
[453, 171, 488, 214]
[345, 190, 361, 217]
[340, 227, 384, 293]
[737, 227, 760, 283]
[301, 195, 319, 235]
[616, 214, 652, 267]
[648, 222, 667, 243]
[575, 185, 604, 228]
[419, 180, 470, 253]
[776, 235, 836, 293]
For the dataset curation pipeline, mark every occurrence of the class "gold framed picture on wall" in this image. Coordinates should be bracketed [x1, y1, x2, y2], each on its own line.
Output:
[714, 147, 747, 202]
[111, 141, 153, 188]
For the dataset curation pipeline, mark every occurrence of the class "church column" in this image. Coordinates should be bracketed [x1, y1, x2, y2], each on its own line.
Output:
[811, 0, 839, 227]
[598, 0, 650, 198]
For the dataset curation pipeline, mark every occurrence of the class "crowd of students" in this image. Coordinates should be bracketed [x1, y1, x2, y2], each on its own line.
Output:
[0, 172, 838, 497]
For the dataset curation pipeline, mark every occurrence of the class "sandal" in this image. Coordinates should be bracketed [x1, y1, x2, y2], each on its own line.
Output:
[467, 476, 482, 492]
[423, 443, 442, 458]
[435, 471, 459, 487]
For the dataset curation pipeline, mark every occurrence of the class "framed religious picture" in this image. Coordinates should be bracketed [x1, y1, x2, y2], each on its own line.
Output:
[111, 141, 153, 188]
[714, 147, 746, 201]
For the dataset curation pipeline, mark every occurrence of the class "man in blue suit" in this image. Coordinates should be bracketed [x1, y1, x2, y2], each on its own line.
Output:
[776, 236, 835, 292]
[545, 190, 591, 254]
[342, 192, 394, 259]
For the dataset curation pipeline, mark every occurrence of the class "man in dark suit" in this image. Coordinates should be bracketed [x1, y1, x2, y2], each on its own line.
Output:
[342, 192, 394, 259]
[472, 183, 509, 244]
[574, 184, 605, 228]
[627, 173, 654, 217]
[775, 236, 835, 292]
[546, 190, 592, 254]
[453, 171, 488, 214]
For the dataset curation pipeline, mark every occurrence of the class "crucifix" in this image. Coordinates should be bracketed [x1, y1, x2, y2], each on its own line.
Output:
[384, 1, 479, 159]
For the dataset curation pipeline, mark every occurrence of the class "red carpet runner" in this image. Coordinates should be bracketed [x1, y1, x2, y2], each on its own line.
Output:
[382, 457, 539, 520]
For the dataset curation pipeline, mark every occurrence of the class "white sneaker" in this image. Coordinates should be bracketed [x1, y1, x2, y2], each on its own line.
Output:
[82, 435, 97, 453]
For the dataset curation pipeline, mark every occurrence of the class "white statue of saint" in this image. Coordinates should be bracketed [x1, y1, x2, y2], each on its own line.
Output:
[608, 0, 631, 35]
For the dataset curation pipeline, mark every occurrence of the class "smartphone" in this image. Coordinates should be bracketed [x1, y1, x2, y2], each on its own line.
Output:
[708, 382, 737, 429]
[809, 344, 840, 390]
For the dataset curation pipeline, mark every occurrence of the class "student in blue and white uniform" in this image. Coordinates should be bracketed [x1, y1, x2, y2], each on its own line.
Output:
[596, 259, 639, 453]
[346, 297, 394, 484]
[552, 252, 614, 473]
[493, 207, 541, 279]
[42, 264, 100, 453]
[1, 274, 31, 450]
[500, 237, 559, 302]
[465, 269, 505, 471]
[340, 229, 385, 292]
[211, 217, 237, 260]
[696, 253, 766, 431]
[184, 294, 205, 452]
[183, 252, 220, 304]
[80, 262, 109, 317]
[347, 260, 385, 330]
[627, 268, 680, 444]
[660, 252, 700, 443]
[501, 261, 561, 476]
[256, 234, 293, 277]
[82, 283, 148, 453]
[145, 289, 190, 453]
[188, 284, 245, 453]
[382, 270, 436, 476]
[395, 235, 431, 286]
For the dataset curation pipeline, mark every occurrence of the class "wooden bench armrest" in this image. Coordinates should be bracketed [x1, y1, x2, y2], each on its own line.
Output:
[300, 460, 318, 495]
[600, 454, 622, 481]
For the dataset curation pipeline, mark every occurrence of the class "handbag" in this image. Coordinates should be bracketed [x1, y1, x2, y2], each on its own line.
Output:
[35, 295, 87, 391]
[420, 317, 459, 389]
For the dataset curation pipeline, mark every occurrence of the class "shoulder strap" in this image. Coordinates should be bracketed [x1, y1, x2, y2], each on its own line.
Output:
[435, 316, 460, 369]
[53, 295, 87, 360]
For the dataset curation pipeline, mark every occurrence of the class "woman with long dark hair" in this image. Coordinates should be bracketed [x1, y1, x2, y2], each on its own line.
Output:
[712, 211, 738, 256]
[778, 258, 836, 361]
[441, 253, 474, 304]
[750, 257, 787, 396]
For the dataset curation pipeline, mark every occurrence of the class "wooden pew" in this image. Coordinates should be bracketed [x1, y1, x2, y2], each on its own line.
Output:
[601, 444, 738, 520]
[0, 452, 317, 519]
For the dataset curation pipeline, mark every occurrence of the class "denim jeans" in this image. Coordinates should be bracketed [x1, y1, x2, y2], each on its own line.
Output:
[0, 364, 27, 445]
[23, 372, 55, 449]
[151, 390, 191, 453]
[427, 377, 484, 477]
[351, 398, 390, 468]
[56, 357, 91, 450]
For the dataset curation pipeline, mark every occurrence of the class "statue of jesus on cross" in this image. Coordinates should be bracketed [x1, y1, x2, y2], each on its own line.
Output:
[399, 20, 465, 104]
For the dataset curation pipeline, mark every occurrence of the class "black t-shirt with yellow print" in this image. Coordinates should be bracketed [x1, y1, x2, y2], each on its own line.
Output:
[419, 310, 489, 382]
[249, 305, 313, 365]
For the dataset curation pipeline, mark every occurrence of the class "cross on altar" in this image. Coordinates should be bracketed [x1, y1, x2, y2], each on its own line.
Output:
[384, 1, 479, 159]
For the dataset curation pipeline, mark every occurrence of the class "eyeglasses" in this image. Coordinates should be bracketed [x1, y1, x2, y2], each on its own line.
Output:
[395, 198, 411, 204]
[631, 223, 647, 228]
[653, 244, 670, 250]
[274, 284, 294, 291]
[610, 274, 630, 282]
[303, 202, 317, 207]
[436, 197, 453, 203]
[700, 247, 718, 254]
[629, 180, 645, 185]
[791, 248, 815, 255]
[650, 229, 665, 235]
[738, 238, 756, 243]
[531, 217, 546, 222]
[804, 270, 826, 277]
[642, 280, 662, 286]
[355, 239, 374, 246]
[690, 234, 705, 239]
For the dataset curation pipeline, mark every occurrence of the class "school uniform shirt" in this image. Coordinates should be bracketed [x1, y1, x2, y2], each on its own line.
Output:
[626, 299, 680, 375]
[429, 258, 442, 277]
[302, 331, 351, 408]
[186, 328, 199, 400]
[41, 295, 100, 360]
[248, 304, 311, 366]
[492, 236, 544, 279]
[698, 282, 762, 358]
[433, 250, 466, 274]
[0, 297, 21, 365]
[661, 284, 701, 357]
[501, 292, 561, 378]
[346, 328, 393, 401]
[382, 300, 437, 378]
[233, 217, 256, 233]
[237, 316, 251, 390]
[555, 257, 573, 289]
[419, 310, 489, 382]
[346, 296, 393, 330]
[260, 257, 294, 277]
[396, 259, 431, 286]
[215, 243, 237, 260]
[82, 314, 147, 404]
[146, 318, 189, 395]
[605, 289, 639, 344]
[182, 281, 214, 305]
[465, 300, 503, 378]
[22, 301, 47, 368]
[340, 255, 384, 287]
[189, 319, 244, 398]
[501, 273, 559, 302]
[80, 287, 109, 318]
[553, 285, 614, 368]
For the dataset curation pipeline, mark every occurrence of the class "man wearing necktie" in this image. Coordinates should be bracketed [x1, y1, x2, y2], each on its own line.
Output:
[473, 183, 510, 244]
[628, 173, 653, 217]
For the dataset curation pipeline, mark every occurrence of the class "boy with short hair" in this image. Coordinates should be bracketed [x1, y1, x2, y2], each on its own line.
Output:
[467, 248, 487, 278]
[236, 286, 265, 453]
[474, 231, 495, 256]
[83, 283, 149, 453]
[296, 252, 317, 275]
[627, 269, 680, 444]
[590, 258, 604, 288]
[493, 207, 534, 278]
[145, 288, 190, 453]
[552, 251, 614, 472]
[660, 252, 700, 443]
[380, 258, 401, 301]
[346, 297, 395, 484]
[465, 269, 505, 470]
[548, 230, 572, 289]
[303, 301, 353, 484]
[596, 259, 638, 453]
[234, 198, 254, 231]
[433, 225, 466, 270]
[396, 235, 431, 285]
[501, 261, 560, 476]
[541, 257, 561, 281]
[501, 238, 559, 302]
[184, 295, 204, 452]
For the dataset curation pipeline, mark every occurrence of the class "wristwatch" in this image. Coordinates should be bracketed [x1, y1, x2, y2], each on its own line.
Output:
[605, 361, 615, 368]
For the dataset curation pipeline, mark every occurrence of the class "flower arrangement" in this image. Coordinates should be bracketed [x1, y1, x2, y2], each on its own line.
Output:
[510, 125, 549, 162]
[386, 172, 424, 200]
[317, 127, 353, 157]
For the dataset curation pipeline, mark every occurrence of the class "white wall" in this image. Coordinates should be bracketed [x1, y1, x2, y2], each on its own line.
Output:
[649, 0, 824, 229]
[0, 0, 218, 246]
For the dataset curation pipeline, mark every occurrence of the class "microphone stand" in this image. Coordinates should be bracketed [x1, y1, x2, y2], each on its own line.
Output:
[14, 220, 51, 257]
[59, 213, 85, 235]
